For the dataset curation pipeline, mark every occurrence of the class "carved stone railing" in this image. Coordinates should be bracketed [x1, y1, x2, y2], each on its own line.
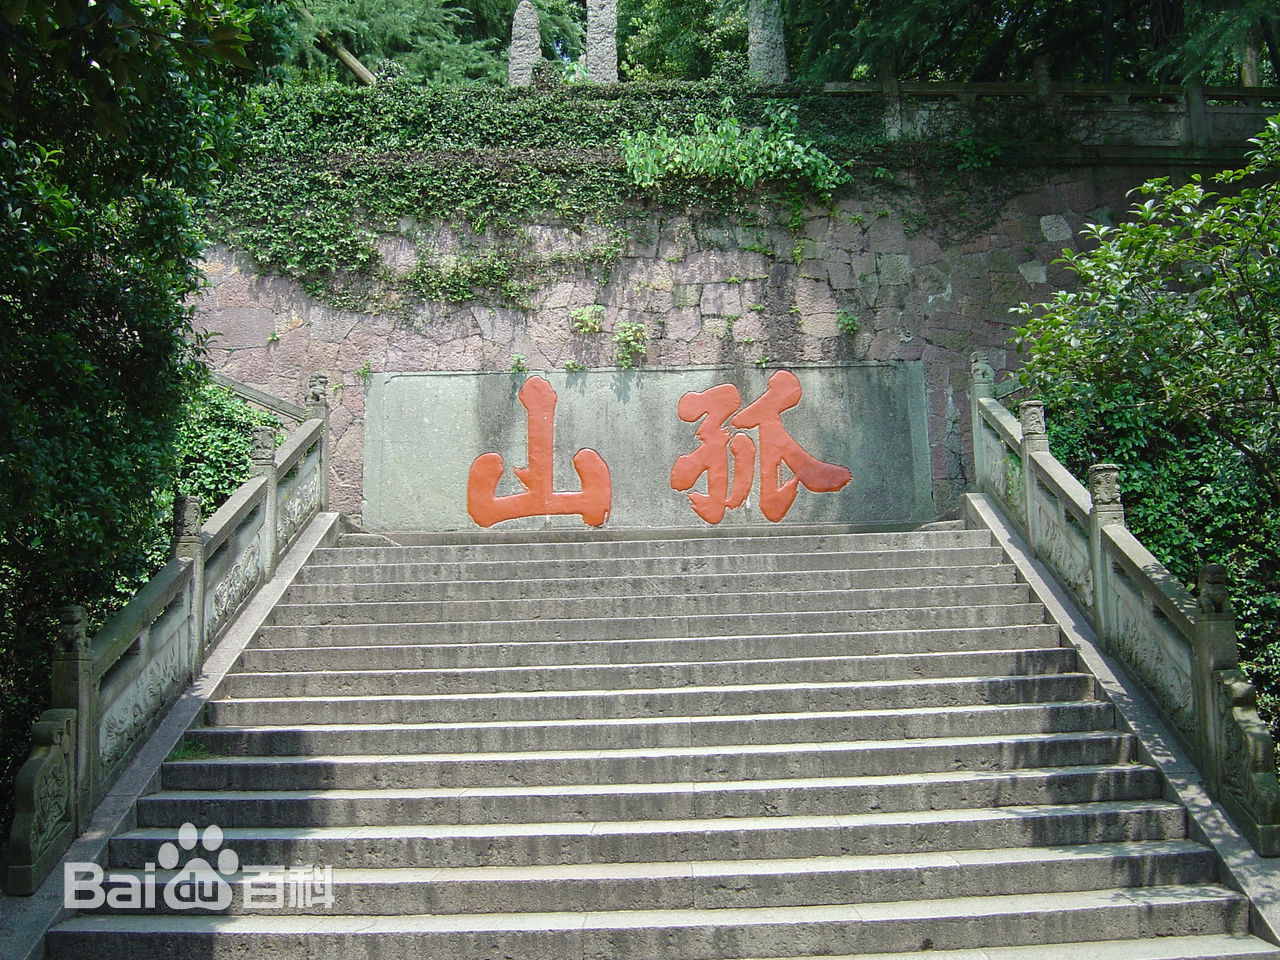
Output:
[970, 353, 1280, 856]
[3, 373, 331, 895]
[823, 79, 1280, 153]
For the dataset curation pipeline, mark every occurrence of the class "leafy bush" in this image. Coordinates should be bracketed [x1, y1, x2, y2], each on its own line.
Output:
[1043, 389, 1280, 735]
[0, 385, 278, 838]
[620, 97, 845, 201]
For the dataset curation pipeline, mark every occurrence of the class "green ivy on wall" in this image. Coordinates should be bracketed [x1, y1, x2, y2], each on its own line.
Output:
[212, 75, 1034, 315]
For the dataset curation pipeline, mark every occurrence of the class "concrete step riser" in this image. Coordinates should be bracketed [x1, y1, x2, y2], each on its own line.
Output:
[206, 674, 1096, 726]
[237, 625, 1067, 672]
[162, 734, 1134, 791]
[40, 894, 1253, 960]
[296, 546, 1009, 584]
[283, 565, 1019, 604]
[185, 702, 1117, 756]
[136, 766, 1162, 827]
[220, 649, 1080, 699]
[91, 846, 1215, 916]
[308, 530, 995, 565]
[109, 804, 1189, 870]
[265, 584, 1034, 626]
[253, 604, 1049, 647]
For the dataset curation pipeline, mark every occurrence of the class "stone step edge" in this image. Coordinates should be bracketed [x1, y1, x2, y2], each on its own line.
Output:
[92, 838, 1211, 886]
[140, 762, 1156, 803]
[118, 799, 1184, 842]
[182, 717, 1122, 747]
[223, 648, 1074, 683]
[50, 883, 1241, 934]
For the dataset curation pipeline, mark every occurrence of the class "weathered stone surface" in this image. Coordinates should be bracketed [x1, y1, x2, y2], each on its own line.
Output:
[700, 283, 746, 317]
[800, 313, 839, 338]
[507, 0, 541, 86]
[1040, 213, 1073, 243]
[585, 0, 617, 83]
[876, 253, 911, 286]
[1018, 262, 1048, 285]
[747, 0, 783, 81]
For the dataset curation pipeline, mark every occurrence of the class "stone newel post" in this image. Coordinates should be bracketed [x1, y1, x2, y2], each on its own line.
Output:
[747, 0, 788, 83]
[51, 605, 93, 830]
[1087, 464, 1124, 645]
[1018, 400, 1048, 547]
[307, 373, 331, 512]
[969, 353, 995, 490]
[251, 425, 279, 577]
[1194, 563, 1240, 796]
[173, 494, 205, 657]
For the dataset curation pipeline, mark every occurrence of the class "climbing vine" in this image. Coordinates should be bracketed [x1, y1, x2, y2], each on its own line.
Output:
[211, 75, 1030, 314]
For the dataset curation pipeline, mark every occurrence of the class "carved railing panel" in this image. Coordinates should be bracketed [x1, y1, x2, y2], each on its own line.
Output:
[3, 376, 331, 895]
[968, 352, 1280, 856]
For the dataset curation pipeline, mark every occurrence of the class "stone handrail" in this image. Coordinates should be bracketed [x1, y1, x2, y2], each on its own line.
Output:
[970, 353, 1280, 856]
[822, 79, 1280, 153]
[3, 373, 331, 895]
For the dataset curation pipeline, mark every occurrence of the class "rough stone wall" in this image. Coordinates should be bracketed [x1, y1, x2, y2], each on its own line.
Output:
[195, 163, 1154, 523]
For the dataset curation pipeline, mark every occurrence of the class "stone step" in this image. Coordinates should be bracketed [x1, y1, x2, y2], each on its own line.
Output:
[252, 603, 1050, 646]
[162, 731, 1135, 791]
[306, 529, 995, 565]
[206, 673, 1096, 726]
[108, 800, 1189, 869]
[50, 886, 1248, 959]
[295, 545, 1009, 584]
[386, 522, 942, 545]
[265, 583, 1035, 626]
[282, 563, 1019, 604]
[185, 701, 1116, 756]
[91, 841, 1213, 916]
[49, 926, 1280, 960]
[237, 624, 1066, 673]
[219, 648, 1079, 699]
[136, 763, 1161, 828]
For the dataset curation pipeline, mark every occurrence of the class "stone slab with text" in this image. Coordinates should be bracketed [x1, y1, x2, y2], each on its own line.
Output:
[363, 362, 931, 530]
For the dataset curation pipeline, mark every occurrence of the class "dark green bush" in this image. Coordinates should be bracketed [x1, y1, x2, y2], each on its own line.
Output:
[0, 385, 279, 838]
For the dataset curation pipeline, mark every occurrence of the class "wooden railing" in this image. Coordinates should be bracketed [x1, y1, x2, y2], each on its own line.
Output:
[3, 374, 331, 895]
[970, 353, 1280, 856]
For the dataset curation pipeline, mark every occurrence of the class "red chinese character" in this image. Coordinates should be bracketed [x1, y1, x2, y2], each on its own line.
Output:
[468, 376, 611, 527]
[670, 370, 851, 523]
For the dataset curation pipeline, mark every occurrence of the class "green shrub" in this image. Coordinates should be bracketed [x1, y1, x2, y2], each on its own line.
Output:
[0, 384, 278, 838]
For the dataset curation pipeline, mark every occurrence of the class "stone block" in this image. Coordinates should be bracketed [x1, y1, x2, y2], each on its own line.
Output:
[701, 283, 745, 317]
[827, 259, 858, 290]
[1040, 214, 1073, 243]
[1018, 262, 1048, 285]
[801, 313, 839, 338]
[664, 308, 702, 342]
[876, 253, 911, 286]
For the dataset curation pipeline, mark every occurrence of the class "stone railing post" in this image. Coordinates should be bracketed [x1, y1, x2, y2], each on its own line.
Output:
[1194, 563, 1240, 795]
[251, 425, 279, 576]
[747, 0, 788, 84]
[307, 373, 331, 512]
[969, 353, 995, 492]
[1087, 464, 1125, 648]
[1186, 83, 1209, 148]
[1018, 401, 1048, 545]
[880, 67, 903, 140]
[305, 371, 330, 514]
[172, 495, 205, 659]
[50, 605, 93, 830]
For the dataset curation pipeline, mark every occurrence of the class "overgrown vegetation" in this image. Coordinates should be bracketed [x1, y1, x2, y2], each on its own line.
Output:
[213, 75, 1032, 313]
[1015, 118, 1280, 734]
[0, 386, 279, 838]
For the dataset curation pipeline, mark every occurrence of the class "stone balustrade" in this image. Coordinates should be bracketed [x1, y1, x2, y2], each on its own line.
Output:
[3, 375, 330, 895]
[970, 353, 1280, 856]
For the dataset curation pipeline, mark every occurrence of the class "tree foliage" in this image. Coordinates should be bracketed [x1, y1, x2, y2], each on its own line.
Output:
[1014, 116, 1280, 734]
[0, 0, 279, 829]
[1013, 117, 1280, 505]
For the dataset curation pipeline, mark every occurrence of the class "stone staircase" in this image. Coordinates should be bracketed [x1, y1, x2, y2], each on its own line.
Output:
[47, 525, 1280, 959]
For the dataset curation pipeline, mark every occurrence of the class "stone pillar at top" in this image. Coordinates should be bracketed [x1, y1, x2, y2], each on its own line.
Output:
[586, 0, 618, 83]
[748, 0, 788, 83]
[508, 0, 541, 87]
